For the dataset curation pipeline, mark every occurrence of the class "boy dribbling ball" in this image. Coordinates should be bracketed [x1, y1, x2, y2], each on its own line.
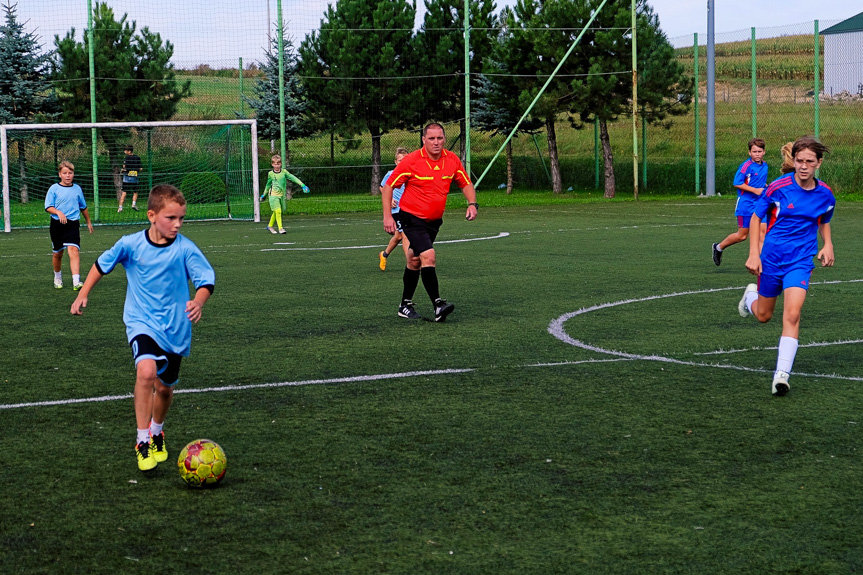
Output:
[71, 185, 216, 471]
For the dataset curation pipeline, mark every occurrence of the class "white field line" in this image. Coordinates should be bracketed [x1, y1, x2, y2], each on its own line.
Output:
[261, 232, 510, 251]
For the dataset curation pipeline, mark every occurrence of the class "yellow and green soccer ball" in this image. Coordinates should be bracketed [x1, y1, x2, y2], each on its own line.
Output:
[177, 439, 227, 488]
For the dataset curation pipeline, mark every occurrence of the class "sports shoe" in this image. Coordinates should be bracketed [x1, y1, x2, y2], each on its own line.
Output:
[772, 370, 790, 396]
[278, 228, 287, 234]
[433, 298, 455, 322]
[712, 243, 722, 266]
[150, 431, 168, 463]
[54, 278, 63, 289]
[267, 226, 277, 234]
[132, 204, 139, 211]
[117, 205, 123, 213]
[379, 251, 387, 271]
[136, 441, 157, 471]
[738, 283, 758, 317]
[73, 282, 84, 291]
[397, 300, 422, 319]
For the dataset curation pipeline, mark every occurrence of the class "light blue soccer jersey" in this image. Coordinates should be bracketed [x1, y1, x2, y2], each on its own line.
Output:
[754, 173, 835, 271]
[44, 183, 87, 221]
[381, 169, 406, 214]
[733, 159, 769, 218]
[96, 230, 215, 356]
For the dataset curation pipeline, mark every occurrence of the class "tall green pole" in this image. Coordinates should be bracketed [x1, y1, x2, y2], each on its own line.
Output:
[694, 33, 700, 195]
[239, 57, 247, 195]
[463, 0, 471, 175]
[87, 0, 99, 218]
[631, 0, 638, 200]
[641, 111, 646, 189]
[277, 0, 286, 163]
[147, 131, 152, 191]
[751, 27, 757, 137]
[814, 20, 820, 140]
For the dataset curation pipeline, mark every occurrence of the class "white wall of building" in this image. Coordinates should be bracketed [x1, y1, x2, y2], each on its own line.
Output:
[823, 30, 863, 96]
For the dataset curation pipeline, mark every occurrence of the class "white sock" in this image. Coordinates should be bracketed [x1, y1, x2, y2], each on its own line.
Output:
[716, 245, 723, 252]
[745, 290, 759, 314]
[776, 336, 799, 374]
[137, 428, 150, 445]
[54, 271, 62, 280]
[72, 274, 80, 284]
[149, 419, 164, 436]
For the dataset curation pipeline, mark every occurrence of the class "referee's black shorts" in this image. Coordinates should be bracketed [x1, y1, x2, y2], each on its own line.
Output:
[398, 210, 443, 256]
[49, 218, 81, 252]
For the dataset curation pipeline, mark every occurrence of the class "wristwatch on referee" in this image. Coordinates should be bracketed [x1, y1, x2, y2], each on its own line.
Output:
[468, 202, 479, 209]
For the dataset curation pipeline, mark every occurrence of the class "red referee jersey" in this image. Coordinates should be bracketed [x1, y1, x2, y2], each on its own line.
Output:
[385, 148, 471, 220]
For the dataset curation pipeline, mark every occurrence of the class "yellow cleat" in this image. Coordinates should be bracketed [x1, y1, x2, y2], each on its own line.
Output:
[379, 251, 387, 271]
[150, 431, 168, 463]
[136, 441, 157, 471]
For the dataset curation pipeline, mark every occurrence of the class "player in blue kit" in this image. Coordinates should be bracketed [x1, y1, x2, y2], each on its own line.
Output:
[71, 185, 215, 471]
[378, 147, 409, 271]
[44, 161, 94, 290]
[737, 137, 834, 396]
[712, 138, 769, 266]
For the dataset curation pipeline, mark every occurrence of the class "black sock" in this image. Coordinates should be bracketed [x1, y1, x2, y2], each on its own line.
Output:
[402, 268, 420, 302]
[383, 251, 389, 258]
[420, 266, 440, 303]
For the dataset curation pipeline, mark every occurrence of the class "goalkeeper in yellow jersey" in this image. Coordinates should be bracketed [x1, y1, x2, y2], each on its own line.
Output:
[260, 154, 309, 234]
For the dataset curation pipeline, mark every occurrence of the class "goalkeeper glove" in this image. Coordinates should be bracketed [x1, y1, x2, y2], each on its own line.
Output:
[260, 193, 266, 201]
[302, 185, 310, 194]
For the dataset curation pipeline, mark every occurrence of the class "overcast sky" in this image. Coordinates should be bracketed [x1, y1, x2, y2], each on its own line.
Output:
[15, 1, 858, 67]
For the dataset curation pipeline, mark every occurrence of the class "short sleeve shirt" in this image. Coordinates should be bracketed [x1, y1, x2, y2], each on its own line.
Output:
[45, 183, 87, 221]
[733, 159, 769, 217]
[386, 148, 471, 221]
[96, 230, 216, 356]
[381, 169, 405, 214]
[754, 174, 835, 271]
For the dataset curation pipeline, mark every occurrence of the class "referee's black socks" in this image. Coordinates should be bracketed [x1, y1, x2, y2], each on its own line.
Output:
[420, 266, 440, 303]
[402, 267, 421, 303]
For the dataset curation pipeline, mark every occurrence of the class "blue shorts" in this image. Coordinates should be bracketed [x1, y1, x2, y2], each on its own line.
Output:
[131, 334, 182, 386]
[736, 215, 750, 229]
[758, 263, 813, 298]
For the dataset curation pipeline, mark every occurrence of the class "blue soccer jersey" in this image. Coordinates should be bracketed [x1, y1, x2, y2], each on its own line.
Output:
[95, 230, 215, 356]
[44, 183, 87, 221]
[754, 174, 835, 271]
[381, 169, 406, 214]
[733, 159, 769, 218]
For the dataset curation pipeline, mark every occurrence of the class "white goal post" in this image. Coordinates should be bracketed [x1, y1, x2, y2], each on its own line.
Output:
[1, 119, 260, 232]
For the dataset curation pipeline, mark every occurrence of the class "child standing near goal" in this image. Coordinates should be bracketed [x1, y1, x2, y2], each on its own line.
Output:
[71, 184, 215, 471]
[378, 147, 409, 271]
[117, 144, 143, 213]
[45, 161, 94, 290]
[260, 154, 309, 234]
[712, 138, 769, 266]
[738, 137, 835, 396]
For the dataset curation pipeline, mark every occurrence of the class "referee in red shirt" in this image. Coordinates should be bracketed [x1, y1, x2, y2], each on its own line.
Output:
[381, 123, 478, 321]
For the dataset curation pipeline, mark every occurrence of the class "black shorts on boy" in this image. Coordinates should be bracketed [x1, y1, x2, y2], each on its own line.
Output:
[49, 218, 81, 252]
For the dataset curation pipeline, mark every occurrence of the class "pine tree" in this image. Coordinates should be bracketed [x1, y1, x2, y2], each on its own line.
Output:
[298, 0, 418, 195]
[0, 0, 60, 203]
[53, 2, 191, 199]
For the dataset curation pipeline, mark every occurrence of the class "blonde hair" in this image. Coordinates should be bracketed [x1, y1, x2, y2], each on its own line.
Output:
[58, 161, 74, 173]
[780, 142, 794, 174]
[147, 184, 186, 213]
[395, 147, 408, 159]
[271, 154, 282, 162]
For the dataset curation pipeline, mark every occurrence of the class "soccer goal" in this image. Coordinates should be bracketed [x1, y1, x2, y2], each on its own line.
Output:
[1, 119, 260, 232]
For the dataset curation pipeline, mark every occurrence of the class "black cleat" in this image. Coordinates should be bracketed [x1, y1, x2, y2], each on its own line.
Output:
[397, 300, 422, 319]
[433, 299, 455, 322]
[712, 243, 722, 266]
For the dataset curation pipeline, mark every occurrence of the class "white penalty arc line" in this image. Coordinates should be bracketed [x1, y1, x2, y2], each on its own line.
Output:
[0, 368, 475, 410]
[260, 232, 509, 251]
[548, 280, 863, 382]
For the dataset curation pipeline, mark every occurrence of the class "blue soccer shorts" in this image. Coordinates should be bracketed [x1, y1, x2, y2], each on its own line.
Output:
[759, 262, 813, 298]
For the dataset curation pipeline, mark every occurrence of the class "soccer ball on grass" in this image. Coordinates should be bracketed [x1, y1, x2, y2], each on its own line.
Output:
[177, 439, 227, 488]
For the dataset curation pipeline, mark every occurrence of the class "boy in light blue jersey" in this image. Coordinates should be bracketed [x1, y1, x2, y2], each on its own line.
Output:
[378, 147, 409, 271]
[738, 137, 835, 396]
[712, 138, 769, 266]
[44, 161, 94, 290]
[71, 185, 215, 471]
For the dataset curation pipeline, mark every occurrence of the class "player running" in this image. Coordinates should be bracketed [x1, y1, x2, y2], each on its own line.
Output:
[737, 137, 835, 396]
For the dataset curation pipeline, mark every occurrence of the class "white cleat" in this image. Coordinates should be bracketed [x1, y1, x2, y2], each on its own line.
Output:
[738, 283, 757, 317]
[772, 370, 790, 396]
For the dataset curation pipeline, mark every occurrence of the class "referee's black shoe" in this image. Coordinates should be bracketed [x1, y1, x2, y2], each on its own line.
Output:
[433, 299, 455, 322]
[398, 300, 422, 319]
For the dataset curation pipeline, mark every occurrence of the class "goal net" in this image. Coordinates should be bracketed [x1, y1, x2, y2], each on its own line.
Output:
[1, 120, 260, 232]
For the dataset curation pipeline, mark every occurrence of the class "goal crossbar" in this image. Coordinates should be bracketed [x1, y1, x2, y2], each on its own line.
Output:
[1, 119, 260, 232]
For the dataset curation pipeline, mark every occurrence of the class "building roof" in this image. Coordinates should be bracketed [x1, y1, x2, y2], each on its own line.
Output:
[821, 12, 863, 35]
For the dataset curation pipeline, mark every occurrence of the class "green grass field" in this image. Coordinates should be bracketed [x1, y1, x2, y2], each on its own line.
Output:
[3, 197, 863, 573]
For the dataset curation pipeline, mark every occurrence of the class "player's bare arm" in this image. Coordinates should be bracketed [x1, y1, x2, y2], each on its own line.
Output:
[381, 183, 396, 234]
[461, 184, 478, 221]
[186, 286, 212, 324]
[818, 222, 834, 267]
[745, 213, 763, 275]
[70, 265, 104, 315]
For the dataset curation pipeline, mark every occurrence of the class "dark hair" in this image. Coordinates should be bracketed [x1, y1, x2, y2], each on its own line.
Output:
[748, 138, 766, 151]
[791, 136, 829, 160]
[148, 184, 186, 213]
[422, 123, 445, 138]
[124, 144, 133, 152]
